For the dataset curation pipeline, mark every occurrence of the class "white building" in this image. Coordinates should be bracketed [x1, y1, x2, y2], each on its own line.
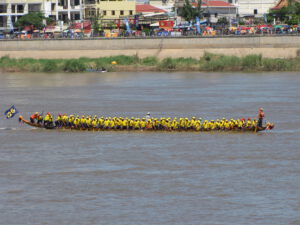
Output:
[227, 0, 278, 17]
[0, 0, 83, 31]
[0, 0, 53, 31]
[149, 0, 175, 14]
[175, 0, 237, 23]
[55, 0, 82, 22]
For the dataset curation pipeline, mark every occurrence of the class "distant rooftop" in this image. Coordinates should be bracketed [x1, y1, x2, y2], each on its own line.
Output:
[192, 0, 235, 7]
[136, 4, 167, 13]
[271, 0, 300, 10]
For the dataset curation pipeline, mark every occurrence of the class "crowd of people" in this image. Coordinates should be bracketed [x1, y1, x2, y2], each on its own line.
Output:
[2, 24, 300, 40]
[28, 111, 266, 131]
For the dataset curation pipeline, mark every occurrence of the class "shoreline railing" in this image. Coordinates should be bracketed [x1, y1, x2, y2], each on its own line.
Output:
[1, 31, 300, 41]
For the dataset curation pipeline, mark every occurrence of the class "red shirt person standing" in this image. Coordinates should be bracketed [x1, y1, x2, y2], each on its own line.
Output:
[30, 112, 39, 123]
[258, 108, 265, 127]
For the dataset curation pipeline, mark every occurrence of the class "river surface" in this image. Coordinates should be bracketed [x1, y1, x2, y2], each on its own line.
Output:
[0, 72, 300, 225]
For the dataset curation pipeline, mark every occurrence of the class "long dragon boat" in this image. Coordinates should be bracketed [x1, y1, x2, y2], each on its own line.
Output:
[18, 115, 274, 133]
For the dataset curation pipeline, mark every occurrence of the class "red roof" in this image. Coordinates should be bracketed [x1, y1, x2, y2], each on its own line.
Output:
[192, 0, 235, 7]
[271, 0, 300, 10]
[136, 4, 167, 13]
[271, 0, 288, 10]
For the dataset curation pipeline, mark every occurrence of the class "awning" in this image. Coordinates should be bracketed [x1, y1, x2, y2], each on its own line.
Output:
[150, 22, 159, 27]
[143, 12, 166, 17]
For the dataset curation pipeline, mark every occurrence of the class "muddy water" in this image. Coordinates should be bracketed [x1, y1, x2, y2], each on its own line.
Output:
[0, 72, 300, 225]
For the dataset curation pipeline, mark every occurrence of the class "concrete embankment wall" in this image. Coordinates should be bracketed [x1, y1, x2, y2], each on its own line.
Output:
[0, 36, 299, 59]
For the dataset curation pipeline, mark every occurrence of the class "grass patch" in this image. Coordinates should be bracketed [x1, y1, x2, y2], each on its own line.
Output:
[200, 52, 297, 72]
[242, 54, 262, 70]
[63, 59, 87, 72]
[262, 58, 296, 71]
[42, 60, 58, 72]
[158, 58, 177, 70]
[141, 56, 158, 66]
[0, 54, 299, 73]
[200, 53, 241, 71]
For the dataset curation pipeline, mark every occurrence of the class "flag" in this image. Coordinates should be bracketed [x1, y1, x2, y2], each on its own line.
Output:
[4, 105, 19, 119]
[264, 14, 267, 23]
[134, 15, 139, 28]
[195, 17, 201, 34]
[8, 16, 14, 32]
[124, 18, 131, 33]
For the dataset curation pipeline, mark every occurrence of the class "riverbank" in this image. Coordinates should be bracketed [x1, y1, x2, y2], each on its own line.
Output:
[1, 36, 300, 60]
[1, 53, 300, 73]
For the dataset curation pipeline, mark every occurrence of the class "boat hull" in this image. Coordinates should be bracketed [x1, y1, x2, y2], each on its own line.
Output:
[19, 116, 274, 133]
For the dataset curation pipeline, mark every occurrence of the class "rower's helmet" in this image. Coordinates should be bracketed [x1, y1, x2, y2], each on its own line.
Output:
[259, 108, 264, 111]
[147, 112, 150, 115]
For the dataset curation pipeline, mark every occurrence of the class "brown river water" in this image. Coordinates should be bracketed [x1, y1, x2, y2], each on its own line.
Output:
[0, 72, 300, 225]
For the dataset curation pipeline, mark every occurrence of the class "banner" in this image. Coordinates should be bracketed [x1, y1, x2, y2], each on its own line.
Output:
[159, 21, 174, 30]
[195, 17, 201, 34]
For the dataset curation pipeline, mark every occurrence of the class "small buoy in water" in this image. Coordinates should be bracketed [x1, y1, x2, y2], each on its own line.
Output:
[111, 61, 117, 65]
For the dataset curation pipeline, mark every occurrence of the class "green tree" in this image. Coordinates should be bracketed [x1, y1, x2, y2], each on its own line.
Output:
[217, 17, 229, 26]
[268, 0, 300, 24]
[15, 12, 46, 30]
[179, 0, 203, 22]
[90, 13, 104, 37]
